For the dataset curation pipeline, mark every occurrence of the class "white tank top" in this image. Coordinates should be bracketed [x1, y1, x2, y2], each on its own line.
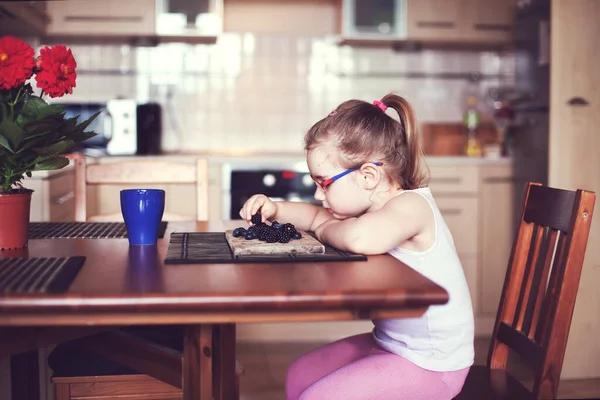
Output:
[372, 187, 475, 372]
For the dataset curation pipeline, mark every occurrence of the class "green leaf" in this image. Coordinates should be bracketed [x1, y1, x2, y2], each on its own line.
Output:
[0, 119, 25, 150]
[23, 118, 61, 137]
[67, 132, 97, 145]
[21, 97, 47, 118]
[73, 110, 102, 135]
[0, 133, 12, 153]
[33, 140, 75, 158]
[31, 156, 70, 171]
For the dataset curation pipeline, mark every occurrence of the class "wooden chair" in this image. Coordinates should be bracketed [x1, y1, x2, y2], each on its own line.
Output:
[454, 182, 596, 400]
[68, 153, 209, 222]
[50, 154, 244, 400]
[50, 326, 245, 400]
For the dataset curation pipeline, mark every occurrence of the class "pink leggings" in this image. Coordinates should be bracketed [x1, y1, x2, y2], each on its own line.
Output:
[285, 333, 470, 400]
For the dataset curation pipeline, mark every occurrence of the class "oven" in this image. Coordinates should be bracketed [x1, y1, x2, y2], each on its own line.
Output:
[221, 161, 319, 220]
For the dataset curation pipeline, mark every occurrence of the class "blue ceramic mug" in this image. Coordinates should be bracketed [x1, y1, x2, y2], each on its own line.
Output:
[120, 189, 165, 245]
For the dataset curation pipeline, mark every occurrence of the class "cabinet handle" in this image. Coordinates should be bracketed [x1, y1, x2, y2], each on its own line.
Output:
[417, 21, 455, 29]
[53, 191, 74, 205]
[65, 15, 144, 22]
[474, 23, 512, 31]
[567, 97, 589, 106]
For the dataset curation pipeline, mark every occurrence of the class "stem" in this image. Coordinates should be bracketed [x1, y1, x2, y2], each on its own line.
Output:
[7, 86, 23, 121]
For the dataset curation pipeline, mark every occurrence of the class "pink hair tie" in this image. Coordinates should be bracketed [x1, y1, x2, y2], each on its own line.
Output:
[328, 110, 337, 116]
[373, 100, 387, 112]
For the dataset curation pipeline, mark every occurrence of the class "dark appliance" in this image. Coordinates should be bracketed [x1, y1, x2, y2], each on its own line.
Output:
[229, 170, 318, 220]
[136, 103, 163, 155]
[512, 0, 551, 224]
[56, 100, 163, 156]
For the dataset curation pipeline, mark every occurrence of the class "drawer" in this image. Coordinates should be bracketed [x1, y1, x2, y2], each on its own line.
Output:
[435, 196, 478, 255]
[48, 171, 75, 221]
[427, 165, 480, 195]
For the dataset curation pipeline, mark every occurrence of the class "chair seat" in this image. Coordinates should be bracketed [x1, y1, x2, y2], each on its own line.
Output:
[453, 366, 534, 400]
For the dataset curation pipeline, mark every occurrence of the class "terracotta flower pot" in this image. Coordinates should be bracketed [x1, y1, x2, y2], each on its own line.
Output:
[0, 190, 33, 250]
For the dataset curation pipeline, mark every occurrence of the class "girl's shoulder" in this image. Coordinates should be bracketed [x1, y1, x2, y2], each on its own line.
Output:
[384, 188, 434, 220]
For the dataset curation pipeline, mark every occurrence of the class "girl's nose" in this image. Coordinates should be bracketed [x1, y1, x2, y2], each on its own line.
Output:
[314, 186, 325, 202]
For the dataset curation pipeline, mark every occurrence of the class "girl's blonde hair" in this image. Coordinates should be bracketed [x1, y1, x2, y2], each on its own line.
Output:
[304, 93, 428, 190]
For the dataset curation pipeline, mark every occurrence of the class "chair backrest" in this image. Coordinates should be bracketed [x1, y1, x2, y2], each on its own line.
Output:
[488, 182, 595, 399]
[68, 154, 209, 222]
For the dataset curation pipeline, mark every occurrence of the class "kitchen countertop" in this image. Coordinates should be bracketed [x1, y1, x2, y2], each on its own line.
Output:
[94, 151, 513, 169]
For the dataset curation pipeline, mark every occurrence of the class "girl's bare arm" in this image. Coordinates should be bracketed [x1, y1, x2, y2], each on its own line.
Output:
[240, 194, 334, 232]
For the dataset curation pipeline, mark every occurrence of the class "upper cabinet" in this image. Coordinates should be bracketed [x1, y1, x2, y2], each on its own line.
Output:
[46, 0, 156, 36]
[406, 0, 516, 44]
[340, 0, 516, 48]
[461, 0, 516, 43]
[405, 0, 463, 41]
[43, 0, 221, 43]
[0, 1, 49, 36]
[341, 0, 407, 38]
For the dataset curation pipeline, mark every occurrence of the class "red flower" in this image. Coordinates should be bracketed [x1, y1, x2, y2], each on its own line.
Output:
[35, 45, 77, 98]
[0, 36, 35, 90]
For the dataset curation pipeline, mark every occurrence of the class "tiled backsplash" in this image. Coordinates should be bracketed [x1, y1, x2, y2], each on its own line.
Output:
[43, 34, 515, 153]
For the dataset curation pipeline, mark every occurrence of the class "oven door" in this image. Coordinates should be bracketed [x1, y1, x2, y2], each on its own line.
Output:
[226, 169, 318, 220]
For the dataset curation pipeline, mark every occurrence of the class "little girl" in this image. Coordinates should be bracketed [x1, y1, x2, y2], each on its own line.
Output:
[239, 93, 474, 400]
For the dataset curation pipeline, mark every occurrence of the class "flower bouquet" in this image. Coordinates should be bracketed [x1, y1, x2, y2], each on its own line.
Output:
[0, 35, 99, 249]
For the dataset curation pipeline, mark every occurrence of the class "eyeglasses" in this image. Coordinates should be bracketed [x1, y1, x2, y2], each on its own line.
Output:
[312, 162, 383, 191]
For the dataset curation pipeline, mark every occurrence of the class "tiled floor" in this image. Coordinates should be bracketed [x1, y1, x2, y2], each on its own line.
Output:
[236, 338, 600, 399]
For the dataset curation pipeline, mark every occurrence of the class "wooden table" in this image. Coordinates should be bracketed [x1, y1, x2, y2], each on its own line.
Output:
[0, 220, 449, 400]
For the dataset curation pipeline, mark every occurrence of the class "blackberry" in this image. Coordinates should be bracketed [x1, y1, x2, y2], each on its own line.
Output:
[282, 223, 296, 235]
[278, 231, 292, 243]
[232, 227, 246, 237]
[251, 210, 262, 225]
[265, 230, 279, 243]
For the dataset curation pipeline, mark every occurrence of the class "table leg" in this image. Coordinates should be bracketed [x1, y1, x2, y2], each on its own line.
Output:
[212, 324, 237, 400]
[10, 350, 40, 400]
[183, 325, 213, 400]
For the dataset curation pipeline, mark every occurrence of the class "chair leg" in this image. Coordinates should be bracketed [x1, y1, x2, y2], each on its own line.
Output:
[10, 350, 40, 400]
[55, 383, 70, 400]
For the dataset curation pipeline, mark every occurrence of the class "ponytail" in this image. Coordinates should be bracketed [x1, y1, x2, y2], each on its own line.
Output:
[380, 93, 428, 189]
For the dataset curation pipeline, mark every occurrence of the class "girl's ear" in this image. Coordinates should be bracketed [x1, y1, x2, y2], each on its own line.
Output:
[360, 163, 381, 190]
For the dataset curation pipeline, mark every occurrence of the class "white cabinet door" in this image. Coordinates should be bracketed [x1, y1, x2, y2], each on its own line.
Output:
[47, 0, 155, 36]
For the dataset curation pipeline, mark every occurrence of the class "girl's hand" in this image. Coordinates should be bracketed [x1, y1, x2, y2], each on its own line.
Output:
[314, 218, 341, 242]
[239, 194, 278, 224]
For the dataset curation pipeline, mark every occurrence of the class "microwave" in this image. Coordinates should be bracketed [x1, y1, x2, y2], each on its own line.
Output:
[54, 100, 163, 156]
[341, 0, 408, 38]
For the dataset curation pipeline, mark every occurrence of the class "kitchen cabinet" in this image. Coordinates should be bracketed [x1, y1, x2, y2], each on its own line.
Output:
[0, 1, 49, 36]
[461, 0, 516, 43]
[548, 0, 600, 380]
[406, 0, 463, 41]
[479, 166, 514, 317]
[46, 0, 156, 36]
[26, 168, 75, 222]
[406, 0, 516, 44]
